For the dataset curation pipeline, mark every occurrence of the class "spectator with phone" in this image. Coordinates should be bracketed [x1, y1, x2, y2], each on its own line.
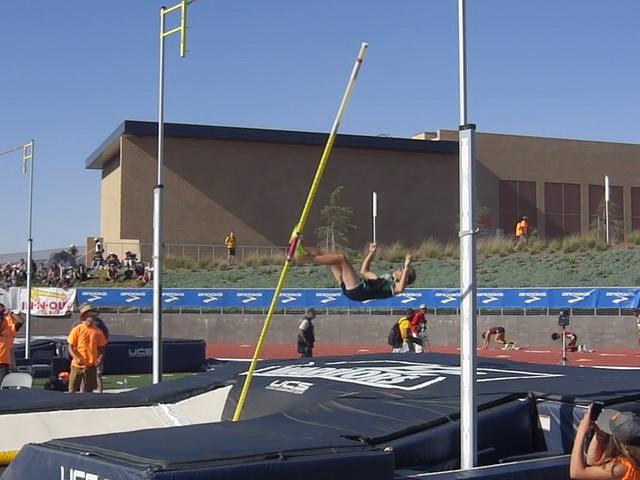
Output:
[571, 404, 640, 479]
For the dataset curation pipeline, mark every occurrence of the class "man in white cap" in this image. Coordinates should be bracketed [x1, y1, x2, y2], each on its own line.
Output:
[67, 304, 108, 393]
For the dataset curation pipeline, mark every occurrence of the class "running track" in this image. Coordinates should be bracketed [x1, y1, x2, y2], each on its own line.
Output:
[207, 344, 640, 368]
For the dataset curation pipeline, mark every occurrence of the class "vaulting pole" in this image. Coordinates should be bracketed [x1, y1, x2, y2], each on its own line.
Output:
[232, 42, 368, 421]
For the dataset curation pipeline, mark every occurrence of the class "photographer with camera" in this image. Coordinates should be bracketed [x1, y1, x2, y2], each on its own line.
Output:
[0, 303, 24, 384]
[571, 404, 640, 479]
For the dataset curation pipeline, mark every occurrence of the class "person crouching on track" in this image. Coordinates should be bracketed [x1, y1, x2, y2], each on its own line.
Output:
[481, 326, 506, 350]
[552, 331, 592, 353]
[294, 241, 415, 302]
[571, 406, 640, 479]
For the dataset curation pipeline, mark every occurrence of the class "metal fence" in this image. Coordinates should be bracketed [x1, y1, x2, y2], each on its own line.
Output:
[102, 242, 287, 265]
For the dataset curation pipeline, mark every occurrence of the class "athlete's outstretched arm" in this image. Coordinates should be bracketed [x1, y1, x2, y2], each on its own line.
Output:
[360, 243, 379, 280]
[394, 255, 413, 294]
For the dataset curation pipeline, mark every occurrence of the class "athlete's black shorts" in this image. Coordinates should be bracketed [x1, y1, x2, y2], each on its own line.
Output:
[227, 248, 236, 256]
[340, 280, 392, 302]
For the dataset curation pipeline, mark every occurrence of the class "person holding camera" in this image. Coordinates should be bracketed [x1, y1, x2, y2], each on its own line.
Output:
[67, 304, 108, 393]
[571, 405, 640, 479]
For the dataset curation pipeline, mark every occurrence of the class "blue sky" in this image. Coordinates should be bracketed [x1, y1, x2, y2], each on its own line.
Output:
[1, 0, 638, 254]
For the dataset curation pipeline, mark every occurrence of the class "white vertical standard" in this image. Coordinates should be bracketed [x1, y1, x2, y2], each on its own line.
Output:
[372, 191, 378, 243]
[604, 175, 610, 245]
[23, 140, 35, 360]
[458, 0, 478, 469]
[152, 8, 168, 385]
[152, 1, 191, 384]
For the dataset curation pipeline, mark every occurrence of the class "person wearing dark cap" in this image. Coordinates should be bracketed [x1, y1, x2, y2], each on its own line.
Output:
[67, 304, 108, 393]
[297, 309, 316, 358]
[571, 405, 640, 479]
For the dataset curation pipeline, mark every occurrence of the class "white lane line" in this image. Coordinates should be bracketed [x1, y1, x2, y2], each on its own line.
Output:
[598, 353, 627, 357]
[525, 350, 552, 354]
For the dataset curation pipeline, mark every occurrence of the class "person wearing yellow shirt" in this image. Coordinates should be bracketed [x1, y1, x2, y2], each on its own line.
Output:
[224, 231, 237, 265]
[394, 309, 414, 353]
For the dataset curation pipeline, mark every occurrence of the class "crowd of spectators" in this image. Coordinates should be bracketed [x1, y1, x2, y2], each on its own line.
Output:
[90, 250, 152, 285]
[1, 259, 29, 289]
[1, 243, 152, 289]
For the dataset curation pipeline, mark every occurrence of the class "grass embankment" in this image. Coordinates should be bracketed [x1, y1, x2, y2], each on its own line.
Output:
[72, 233, 640, 288]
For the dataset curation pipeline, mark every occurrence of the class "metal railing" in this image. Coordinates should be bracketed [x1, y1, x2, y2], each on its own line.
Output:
[101, 242, 287, 265]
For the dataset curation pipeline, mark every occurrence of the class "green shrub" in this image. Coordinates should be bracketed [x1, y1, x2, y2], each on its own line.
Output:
[627, 230, 640, 245]
[164, 255, 196, 270]
[377, 242, 406, 262]
[478, 237, 513, 256]
[414, 238, 445, 260]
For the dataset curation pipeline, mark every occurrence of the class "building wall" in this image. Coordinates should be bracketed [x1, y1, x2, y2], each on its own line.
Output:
[117, 135, 459, 250]
[100, 152, 122, 244]
[435, 130, 640, 237]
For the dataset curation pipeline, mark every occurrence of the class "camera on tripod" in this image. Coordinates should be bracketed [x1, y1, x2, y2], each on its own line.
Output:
[558, 310, 570, 327]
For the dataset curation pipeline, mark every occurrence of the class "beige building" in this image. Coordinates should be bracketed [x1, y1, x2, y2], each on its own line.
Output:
[86, 121, 640, 259]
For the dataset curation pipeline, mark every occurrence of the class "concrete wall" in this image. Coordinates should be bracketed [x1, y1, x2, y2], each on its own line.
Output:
[29, 313, 639, 350]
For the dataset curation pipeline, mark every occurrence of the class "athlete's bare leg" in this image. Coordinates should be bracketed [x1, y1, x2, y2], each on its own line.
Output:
[297, 246, 360, 289]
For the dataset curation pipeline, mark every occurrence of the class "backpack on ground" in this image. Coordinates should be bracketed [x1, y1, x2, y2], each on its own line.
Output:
[387, 321, 402, 348]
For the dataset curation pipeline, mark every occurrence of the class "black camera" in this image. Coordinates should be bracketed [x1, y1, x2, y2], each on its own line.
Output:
[558, 310, 570, 327]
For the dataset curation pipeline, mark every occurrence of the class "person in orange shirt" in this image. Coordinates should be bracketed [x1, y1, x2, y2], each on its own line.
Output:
[67, 304, 108, 393]
[0, 303, 24, 385]
[514, 216, 529, 251]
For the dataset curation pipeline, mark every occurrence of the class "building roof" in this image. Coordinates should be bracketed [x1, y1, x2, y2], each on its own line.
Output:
[85, 120, 459, 170]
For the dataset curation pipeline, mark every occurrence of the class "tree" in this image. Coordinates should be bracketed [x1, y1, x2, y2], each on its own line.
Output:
[314, 186, 356, 252]
[591, 199, 623, 244]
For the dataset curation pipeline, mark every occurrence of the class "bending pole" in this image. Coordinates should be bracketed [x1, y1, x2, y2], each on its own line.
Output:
[232, 42, 368, 421]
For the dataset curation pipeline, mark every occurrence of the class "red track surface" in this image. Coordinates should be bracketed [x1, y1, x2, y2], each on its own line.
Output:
[207, 343, 640, 368]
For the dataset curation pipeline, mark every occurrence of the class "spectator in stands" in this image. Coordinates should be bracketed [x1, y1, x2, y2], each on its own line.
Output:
[106, 252, 120, 268]
[481, 326, 507, 349]
[297, 308, 316, 358]
[225, 231, 237, 265]
[91, 250, 104, 270]
[0, 303, 24, 385]
[514, 216, 529, 251]
[94, 237, 104, 256]
[47, 263, 61, 287]
[67, 304, 108, 393]
[74, 263, 88, 282]
[571, 406, 640, 479]
[106, 263, 118, 282]
[410, 304, 428, 353]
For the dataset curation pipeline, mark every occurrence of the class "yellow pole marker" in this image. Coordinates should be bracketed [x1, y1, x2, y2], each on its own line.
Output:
[0, 450, 19, 466]
[232, 42, 368, 421]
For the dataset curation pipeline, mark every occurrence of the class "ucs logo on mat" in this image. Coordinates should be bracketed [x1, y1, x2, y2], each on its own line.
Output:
[60, 466, 110, 480]
[247, 360, 564, 391]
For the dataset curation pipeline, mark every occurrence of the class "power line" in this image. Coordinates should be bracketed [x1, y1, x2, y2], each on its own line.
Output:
[0, 145, 25, 158]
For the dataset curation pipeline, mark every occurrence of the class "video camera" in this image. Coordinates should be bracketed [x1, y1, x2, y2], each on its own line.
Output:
[558, 310, 570, 328]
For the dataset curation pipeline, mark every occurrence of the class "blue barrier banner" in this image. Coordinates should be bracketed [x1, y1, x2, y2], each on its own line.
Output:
[75, 287, 640, 310]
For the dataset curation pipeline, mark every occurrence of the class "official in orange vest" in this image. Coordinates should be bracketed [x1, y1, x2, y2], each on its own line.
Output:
[0, 303, 24, 385]
[514, 216, 529, 251]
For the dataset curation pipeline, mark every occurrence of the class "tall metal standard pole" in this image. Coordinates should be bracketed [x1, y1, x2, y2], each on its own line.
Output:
[23, 140, 35, 360]
[458, 0, 478, 469]
[372, 191, 378, 243]
[152, 8, 167, 385]
[152, 0, 190, 384]
[604, 175, 610, 245]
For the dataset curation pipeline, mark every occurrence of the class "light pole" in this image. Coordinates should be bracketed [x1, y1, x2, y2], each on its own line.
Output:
[23, 140, 35, 359]
[153, 0, 191, 384]
[458, 0, 478, 470]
